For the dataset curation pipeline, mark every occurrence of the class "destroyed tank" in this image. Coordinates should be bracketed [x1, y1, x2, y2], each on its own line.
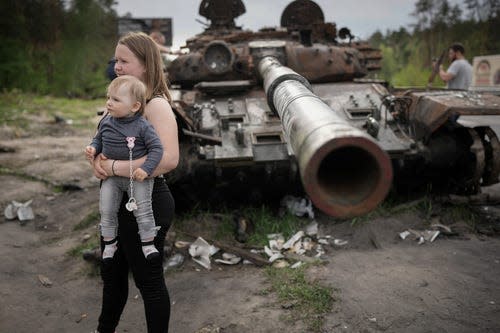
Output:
[165, 0, 500, 218]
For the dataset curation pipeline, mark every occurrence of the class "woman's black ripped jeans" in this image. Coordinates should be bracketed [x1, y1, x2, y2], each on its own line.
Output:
[97, 177, 174, 333]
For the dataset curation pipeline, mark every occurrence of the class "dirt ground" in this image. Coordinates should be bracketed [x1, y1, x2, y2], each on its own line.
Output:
[1, 121, 500, 333]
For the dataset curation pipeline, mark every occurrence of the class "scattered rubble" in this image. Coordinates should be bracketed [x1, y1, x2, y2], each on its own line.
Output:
[165, 253, 185, 271]
[175, 220, 349, 270]
[37, 274, 53, 287]
[400, 229, 440, 244]
[4, 199, 34, 222]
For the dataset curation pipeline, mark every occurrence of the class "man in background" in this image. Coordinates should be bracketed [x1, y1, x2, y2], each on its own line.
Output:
[438, 42, 473, 89]
[149, 30, 171, 54]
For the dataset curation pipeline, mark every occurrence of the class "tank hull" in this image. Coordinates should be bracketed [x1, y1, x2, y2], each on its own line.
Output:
[165, 0, 500, 217]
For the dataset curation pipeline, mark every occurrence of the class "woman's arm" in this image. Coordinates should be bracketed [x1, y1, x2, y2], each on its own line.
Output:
[96, 154, 147, 179]
[97, 97, 179, 178]
[145, 97, 179, 176]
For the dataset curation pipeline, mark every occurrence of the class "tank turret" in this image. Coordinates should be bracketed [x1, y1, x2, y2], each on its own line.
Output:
[165, 0, 500, 217]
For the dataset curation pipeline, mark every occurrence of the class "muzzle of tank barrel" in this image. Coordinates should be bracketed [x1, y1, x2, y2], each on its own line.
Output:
[258, 56, 393, 218]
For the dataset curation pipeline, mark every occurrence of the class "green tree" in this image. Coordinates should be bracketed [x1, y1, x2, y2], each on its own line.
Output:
[54, 0, 117, 97]
[0, 0, 65, 92]
[464, 0, 500, 21]
[0, 0, 117, 97]
[372, 0, 500, 87]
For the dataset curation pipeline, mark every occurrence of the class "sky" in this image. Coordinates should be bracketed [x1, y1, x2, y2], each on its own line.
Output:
[113, 0, 463, 51]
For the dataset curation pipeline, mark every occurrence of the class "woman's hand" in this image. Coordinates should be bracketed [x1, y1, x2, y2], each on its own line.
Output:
[92, 153, 109, 180]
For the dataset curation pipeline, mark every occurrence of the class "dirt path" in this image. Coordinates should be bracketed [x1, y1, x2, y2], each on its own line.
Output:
[1, 129, 500, 333]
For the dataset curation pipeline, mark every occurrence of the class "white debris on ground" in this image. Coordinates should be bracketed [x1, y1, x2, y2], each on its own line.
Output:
[399, 228, 441, 244]
[165, 253, 185, 271]
[3, 199, 35, 222]
[176, 219, 351, 270]
[188, 237, 220, 270]
[262, 220, 347, 268]
[174, 196, 353, 270]
[214, 253, 241, 265]
[280, 195, 315, 219]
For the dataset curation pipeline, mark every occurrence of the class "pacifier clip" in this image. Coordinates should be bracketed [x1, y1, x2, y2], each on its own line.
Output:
[125, 136, 138, 212]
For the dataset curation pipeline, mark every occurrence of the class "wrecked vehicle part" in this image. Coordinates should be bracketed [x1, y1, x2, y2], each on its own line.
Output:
[256, 54, 392, 217]
[165, 0, 500, 218]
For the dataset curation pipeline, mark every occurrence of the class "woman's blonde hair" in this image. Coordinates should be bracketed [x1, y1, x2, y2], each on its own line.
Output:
[108, 75, 146, 114]
[118, 32, 171, 102]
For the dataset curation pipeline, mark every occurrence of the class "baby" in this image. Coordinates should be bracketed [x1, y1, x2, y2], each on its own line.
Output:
[85, 75, 163, 261]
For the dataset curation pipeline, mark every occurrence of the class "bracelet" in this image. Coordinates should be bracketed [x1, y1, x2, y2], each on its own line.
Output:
[111, 160, 117, 176]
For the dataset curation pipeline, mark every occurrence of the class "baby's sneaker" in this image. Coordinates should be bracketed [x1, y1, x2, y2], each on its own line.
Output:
[102, 238, 118, 262]
[142, 241, 159, 260]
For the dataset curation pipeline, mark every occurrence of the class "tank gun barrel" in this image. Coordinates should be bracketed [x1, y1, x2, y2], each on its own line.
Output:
[258, 56, 393, 218]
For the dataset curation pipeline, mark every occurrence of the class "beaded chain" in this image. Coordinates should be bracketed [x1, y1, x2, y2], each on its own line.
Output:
[125, 137, 138, 212]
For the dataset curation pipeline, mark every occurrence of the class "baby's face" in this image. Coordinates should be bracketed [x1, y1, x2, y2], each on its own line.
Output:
[106, 85, 139, 118]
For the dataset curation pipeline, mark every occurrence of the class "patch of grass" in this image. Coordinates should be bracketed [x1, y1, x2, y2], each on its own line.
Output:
[347, 194, 435, 227]
[67, 233, 99, 258]
[415, 196, 434, 220]
[74, 209, 99, 231]
[445, 203, 479, 228]
[175, 205, 308, 246]
[0, 90, 103, 132]
[214, 205, 305, 243]
[0, 166, 53, 186]
[0, 166, 87, 193]
[265, 264, 334, 332]
[214, 212, 235, 240]
[346, 201, 393, 226]
[67, 227, 101, 277]
[174, 206, 235, 241]
[244, 206, 307, 247]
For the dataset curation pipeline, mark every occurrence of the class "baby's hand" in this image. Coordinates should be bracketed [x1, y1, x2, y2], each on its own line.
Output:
[85, 146, 96, 161]
[133, 168, 148, 181]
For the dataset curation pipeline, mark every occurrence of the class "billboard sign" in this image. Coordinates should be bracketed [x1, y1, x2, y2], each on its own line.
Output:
[118, 17, 172, 47]
[472, 54, 500, 88]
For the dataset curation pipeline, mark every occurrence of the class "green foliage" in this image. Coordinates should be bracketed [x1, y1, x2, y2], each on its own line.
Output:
[174, 205, 308, 247]
[67, 235, 99, 258]
[392, 63, 434, 87]
[265, 264, 334, 332]
[244, 206, 308, 247]
[0, 90, 104, 132]
[52, 39, 111, 98]
[0, 0, 116, 97]
[445, 204, 479, 228]
[2, 0, 499, 93]
[371, 0, 499, 87]
[73, 209, 100, 231]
